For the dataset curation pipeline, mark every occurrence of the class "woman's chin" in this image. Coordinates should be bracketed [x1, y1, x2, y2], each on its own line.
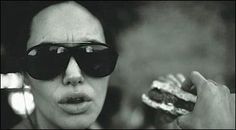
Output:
[55, 113, 97, 129]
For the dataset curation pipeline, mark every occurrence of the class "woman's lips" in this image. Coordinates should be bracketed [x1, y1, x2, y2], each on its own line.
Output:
[58, 93, 92, 114]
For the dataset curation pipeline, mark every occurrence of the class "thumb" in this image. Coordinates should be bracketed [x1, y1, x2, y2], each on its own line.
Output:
[190, 71, 207, 94]
[181, 76, 194, 92]
[176, 113, 193, 129]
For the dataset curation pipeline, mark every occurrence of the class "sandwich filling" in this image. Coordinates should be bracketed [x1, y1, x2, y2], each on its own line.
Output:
[142, 80, 196, 116]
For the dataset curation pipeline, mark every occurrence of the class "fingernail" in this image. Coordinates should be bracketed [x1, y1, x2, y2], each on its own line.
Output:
[191, 71, 207, 83]
[191, 71, 199, 76]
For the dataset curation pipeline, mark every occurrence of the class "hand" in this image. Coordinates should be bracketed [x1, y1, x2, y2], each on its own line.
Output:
[158, 73, 186, 87]
[154, 73, 187, 129]
[176, 71, 235, 129]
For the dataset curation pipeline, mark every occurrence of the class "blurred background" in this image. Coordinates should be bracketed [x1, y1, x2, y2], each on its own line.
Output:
[1, 1, 235, 129]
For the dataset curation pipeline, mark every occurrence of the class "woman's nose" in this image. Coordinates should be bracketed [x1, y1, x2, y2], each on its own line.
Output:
[63, 57, 84, 86]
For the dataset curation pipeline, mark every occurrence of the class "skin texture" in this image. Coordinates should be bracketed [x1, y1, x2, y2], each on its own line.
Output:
[155, 72, 235, 129]
[22, 1, 235, 129]
[24, 1, 109, 129]
[177, 71, 235, 129]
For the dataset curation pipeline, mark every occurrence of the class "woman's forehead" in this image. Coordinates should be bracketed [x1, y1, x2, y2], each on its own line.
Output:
[27, 1, 105, 50]
[27, 32, 105, 50]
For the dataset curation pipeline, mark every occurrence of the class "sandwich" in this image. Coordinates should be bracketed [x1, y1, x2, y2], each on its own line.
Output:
[142, 80, 197, 116]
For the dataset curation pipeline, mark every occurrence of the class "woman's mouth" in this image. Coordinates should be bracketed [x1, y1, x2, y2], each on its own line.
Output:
[58, 93, 92, 115]
[64, 97, 85, 104]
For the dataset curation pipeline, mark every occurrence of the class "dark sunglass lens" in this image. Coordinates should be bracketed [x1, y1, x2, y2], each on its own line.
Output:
[26, 45, 69, 80]
[76, 48, 118, 77]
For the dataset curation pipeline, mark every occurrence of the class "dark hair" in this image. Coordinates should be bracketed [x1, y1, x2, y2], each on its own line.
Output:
[2, 1, 141, 73]
[1, 1, 63, 73]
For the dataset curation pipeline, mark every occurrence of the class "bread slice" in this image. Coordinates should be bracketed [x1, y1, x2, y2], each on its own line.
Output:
[142, 80, 197, 116]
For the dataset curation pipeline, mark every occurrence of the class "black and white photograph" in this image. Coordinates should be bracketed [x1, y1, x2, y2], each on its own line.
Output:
[1, 1, 235, 129]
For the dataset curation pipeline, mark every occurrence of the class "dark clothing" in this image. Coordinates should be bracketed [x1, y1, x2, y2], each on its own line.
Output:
[12, 111, 36, 129]
[12, 117, 34, 129]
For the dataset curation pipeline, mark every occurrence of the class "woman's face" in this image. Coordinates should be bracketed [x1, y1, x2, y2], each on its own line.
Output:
[25, 3, 109, 129]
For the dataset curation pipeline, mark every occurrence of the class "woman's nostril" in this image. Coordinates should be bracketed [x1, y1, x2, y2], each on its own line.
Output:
[64, 76, 84, 86]
[78, 80, 83, 84]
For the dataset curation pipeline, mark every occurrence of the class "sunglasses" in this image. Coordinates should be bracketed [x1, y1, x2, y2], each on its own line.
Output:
[22, 42, 118, 80]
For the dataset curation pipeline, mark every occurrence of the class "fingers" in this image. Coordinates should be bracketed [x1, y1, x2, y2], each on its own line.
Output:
[191, 71, 230, 96]
[190, 71, 207, 93]
[158, 76, 169, 82]
[177, 72, 234, 129]
[158, 73, 185, 88]
[230, 94, 235, 124]
[158, 71, 207, 95]
[176, 73, 186, 83]
[158, 75, 178, 86]
[176, 113, 193, 129]
[181, 77, 197, 95]
[181, 76, 193, 91]
[231, 94, 235, 110]
[165, 119, 182, 129]
[166, 74, 182, 87]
